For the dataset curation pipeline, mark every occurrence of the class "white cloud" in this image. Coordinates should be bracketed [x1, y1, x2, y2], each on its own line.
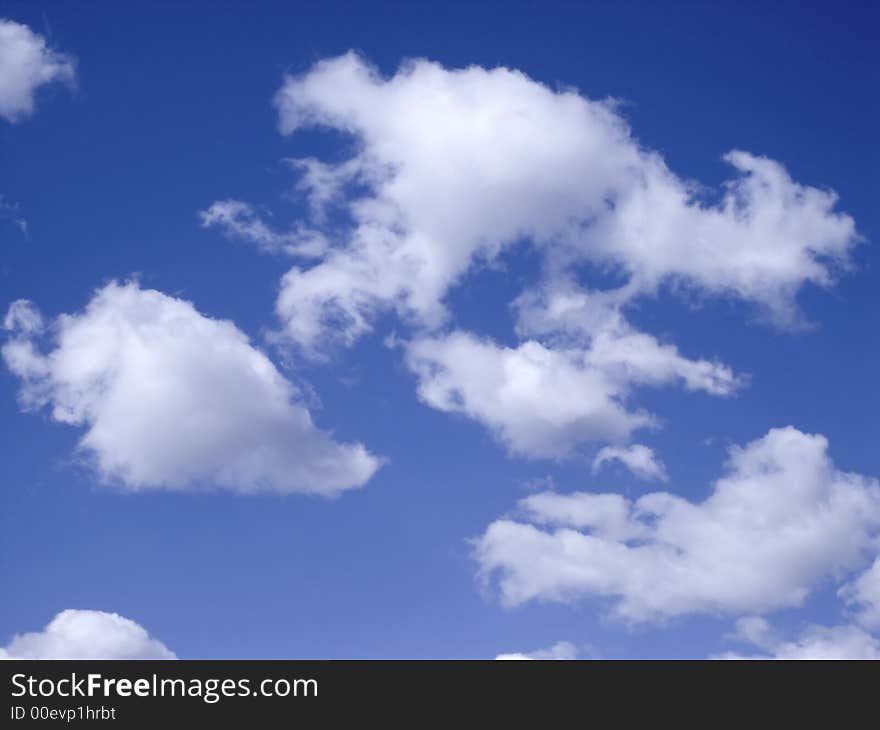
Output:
[3, 297, 43, 334]
[719, 616, 880, 660]
[199, 199, 328, 258]
[0, 610, 175, 660]
[405, 331, 649, 458]
[0, 19, 74, 122]
[584, 150, 857, 327]
[269, 53, 857, 354]
[404, 323, 739, 459]
[839, 558, 880, 631]
[2, 281, 382, 495]
[592, 444, 667, 481]
[512, 281, 743, 397]
[515, 491, 648, 543]
[495, 641, 579, 660]
[204, 53, 857, 461]
[475, 427, 880, 622]
[728, 615, 775, 648]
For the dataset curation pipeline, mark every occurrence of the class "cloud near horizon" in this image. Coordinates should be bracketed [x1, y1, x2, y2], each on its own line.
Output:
[718, 616, 880, 660]
[475, 427, 880, 623]
[0, 610, 174, 660]
[495, 641, 581, 660]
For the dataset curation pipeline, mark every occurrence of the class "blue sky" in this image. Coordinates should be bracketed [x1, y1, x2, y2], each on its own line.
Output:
[1, 1, 879, 659]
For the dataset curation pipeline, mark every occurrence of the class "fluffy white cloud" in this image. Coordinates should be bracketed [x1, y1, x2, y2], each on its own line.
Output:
[271, 54, 629, 352]
[0, 610, 175, 660]
[495, 641, 579, 660]
[511, 280, 748, 401]
[204, 54, 857, 460]
[404, 323, 739, 458]
[4, 297, 43, 334]
[719, 616, 880, 660]
[475, 427, 880, 622]
[269, 53, 856, 354]
[592, 444, 667, 481]
[2, 282, 381, 495]
[199, 199, 328, 258]
[583, 150, 857, 326]
[405, 332, 649, 458]
[839, 558, 880, 631]
[0, 19, 74, 122]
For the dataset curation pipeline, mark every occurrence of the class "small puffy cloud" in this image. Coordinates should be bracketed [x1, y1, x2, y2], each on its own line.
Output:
[0, 610, 175, 660]
[475, 427, 880, 622]
[2, 282, 382, 495]
[495, 641, 580, 660]
[593, 444, 667, 481]
[269, 53, 857, 354]
[719, 617, 880, 660]
[3, 298, 43, 334]
[839, 558, 880, 631]
[405, 331, 649, 458]
[0, 19, 75, 122]
[404, 325, 739, 459]
[729, 615, 775, 648]
[199, 199, 328, 258]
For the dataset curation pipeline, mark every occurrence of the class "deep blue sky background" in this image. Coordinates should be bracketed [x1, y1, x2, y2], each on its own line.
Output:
[1, 0, 877, 657]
